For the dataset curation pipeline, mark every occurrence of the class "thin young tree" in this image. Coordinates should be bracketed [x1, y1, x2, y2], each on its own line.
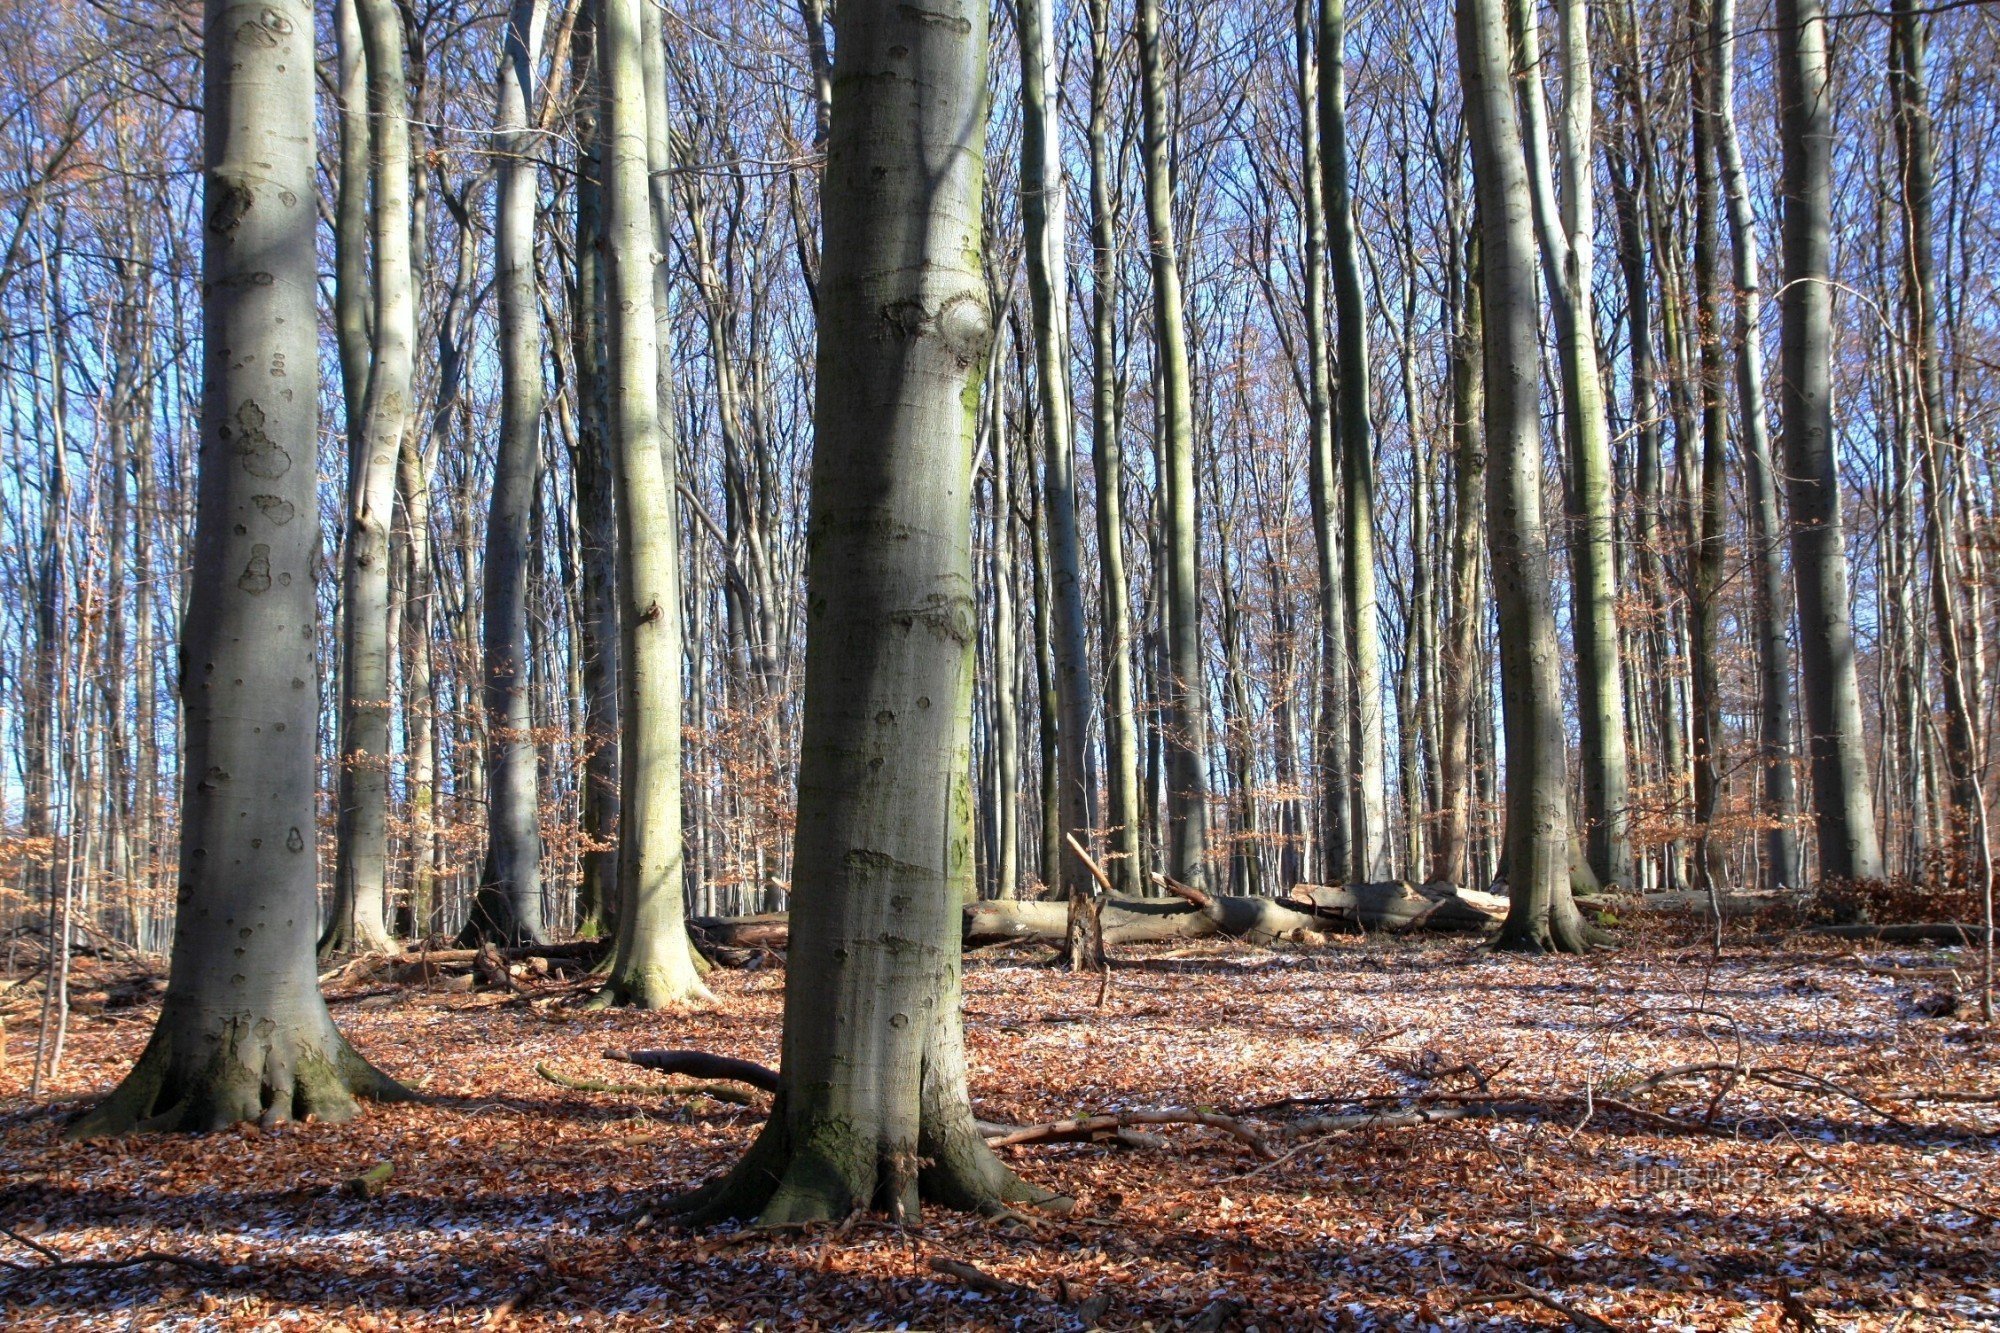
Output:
[674, 0, 1051, 1221]
[70, 0, 407, 1134]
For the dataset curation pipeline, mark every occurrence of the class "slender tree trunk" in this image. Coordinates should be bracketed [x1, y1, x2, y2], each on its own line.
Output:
[1515, 0, 1633, 891]
[1459, 0, 1597, 953]
[1689, 0, 1729, 894]
[73, 0, 407, 1135]
[590, 0, 709, 1008]
[1018, 0, 1098, 906]
[325, 0, 418, 959]
[1294, 0, 1353, 885]
[571, 0, 619, 938]
[676, 0, 1046, 1224]
[1889, 0, 1984, 864]
[333, 0, 371, 447]
[462, 0, 552, 946]
[1714, 0, 1802, 891]
[1320, 0, 1389, 883]
[1777, 0, 1883, 883]
[1088, 0, 1145, 900]
[988, 345, 1021, 902]
[1137, 0, 1211, 890]
[1435, 232, 1485, 888]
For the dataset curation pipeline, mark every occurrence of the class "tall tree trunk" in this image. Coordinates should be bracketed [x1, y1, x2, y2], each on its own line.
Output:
[1018, 0, 1098, 905]
[332, 0, 371, 450]
[1435, 232, 1485, 887]
[570, 0, 620, 938]
[1088, 0, 1145, 900]
[590, 0, 709, 1008]
[1295, 0, 1353, 885]
[73, 0, 407, 1135]
[1320, 0, 1389, 883]
[1515, 0, 1633, 891]
[1137, 0, 1212, 890]
[325, 0, 418, 959]
[675, 0, 1047, 1224]
[1688, 0, 1729, 893]
[462, 0, 552, 946]
[1777, 0, 1884, 883]
[1458, 0, 1597, 953]
[988, 341, 1021, 902]
[1889, 0, 1984, 866]
[1714, 0, 1802, 891]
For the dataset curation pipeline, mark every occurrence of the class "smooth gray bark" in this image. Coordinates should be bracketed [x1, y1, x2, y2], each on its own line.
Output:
[590, 0, 709, 1008]
[463, 0, 551, 947]
[1018, 0, 1098, 903]
[675, 0, 1044, 1224]
[1436, 234, 1484, 888]
[1776, 0, 1884, 882]
[570, 2, 619, 938]
[1137, 0, 1212, 890]
[71, 0, 406, 1135]
[1296, 0, 1352, 884]
[325, 0, 418, 958]
[1514, 0, 1632, 890]
[1319, 0, 1389, 883]
[1458, 0, 1597, 953]
[1714, 0, 1803, 891]
[1087, 0, 1145, 900]
[1889, 0, 1983, 850]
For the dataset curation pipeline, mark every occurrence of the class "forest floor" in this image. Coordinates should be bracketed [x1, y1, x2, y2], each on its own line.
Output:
[2, 928, 1997, 1330]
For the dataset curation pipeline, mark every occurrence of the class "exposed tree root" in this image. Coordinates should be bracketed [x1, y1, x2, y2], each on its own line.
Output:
[64, 1006, 411, 1139]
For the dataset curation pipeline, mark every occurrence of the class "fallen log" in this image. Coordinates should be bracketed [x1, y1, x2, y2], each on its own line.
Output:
[1287, 881, 1509, 933]
[691, 883, 1505, 958]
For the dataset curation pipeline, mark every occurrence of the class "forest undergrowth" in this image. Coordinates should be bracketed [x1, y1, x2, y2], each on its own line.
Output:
[3, 931, 1996, 1330]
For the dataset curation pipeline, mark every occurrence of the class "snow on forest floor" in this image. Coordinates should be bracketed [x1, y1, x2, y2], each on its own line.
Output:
[3, 933, 1998, 1330]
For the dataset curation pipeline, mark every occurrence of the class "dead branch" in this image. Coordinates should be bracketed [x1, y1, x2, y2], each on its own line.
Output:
[602, 1048, 780, 1093]
[536, 1062, 759, 1105]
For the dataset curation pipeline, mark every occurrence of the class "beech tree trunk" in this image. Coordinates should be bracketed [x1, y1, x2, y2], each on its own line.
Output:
[1087, 0, 1145, 901]
[570, 2, 620, 939]
[1458, 0, 1595, 953]
[1018, 0, 1097, 904]
[1714, 0, 1803, 892]
[324, 0, 417, 959]
[590, 0, 709, 1008]
[1138, 0, 1212, 891]
[1514, 0, 1632, 890]
[1777, 0, 1884, 882]
[71, 0, 406, 1135]
[1320, 0, 1390, 884]
[462, 0, 551, 946]
[1296, 0, 1352, 885]
[675, 0, 1045, 1224]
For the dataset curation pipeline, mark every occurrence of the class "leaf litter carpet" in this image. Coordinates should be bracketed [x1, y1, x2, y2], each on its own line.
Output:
[3, 936, 1997, 1329]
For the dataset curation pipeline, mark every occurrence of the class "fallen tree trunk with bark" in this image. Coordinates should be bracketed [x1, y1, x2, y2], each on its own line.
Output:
[690, 881, 1508, 955]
